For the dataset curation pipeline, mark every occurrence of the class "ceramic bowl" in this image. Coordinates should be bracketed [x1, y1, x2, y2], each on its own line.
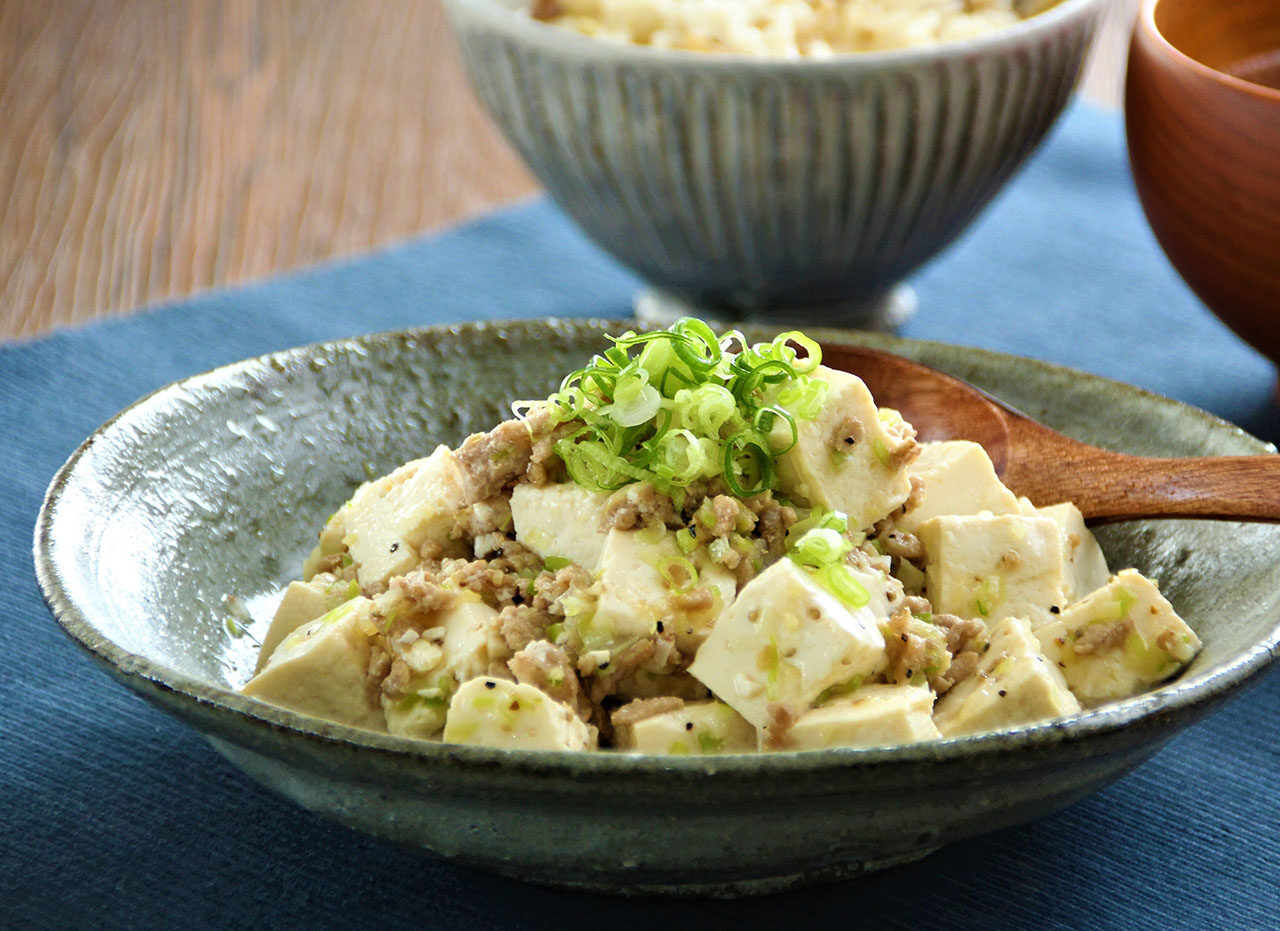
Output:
[442, 0, 1109, 329]
[1126, 0, 1280, 368]
[35, 319, 1280, 896]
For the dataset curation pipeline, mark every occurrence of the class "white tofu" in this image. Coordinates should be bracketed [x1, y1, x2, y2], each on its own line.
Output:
[896, 441, 1021, 534]
[379, 593, 508, 740]
[918, 513, 1068, 628]
[789, 683, 941, 749]
[341, 445, 469, 589]
[614, 700, 756, 755]
[688, 558, 888, 730]
[510, 482, 611, 570]
[585, 528, 736, 658]
[933, 617, 1080, 737]
[241, 596, 385, 731]
[442, 678, 595, 751]
[1035, 569, 1202, 705]
[302, 503, 351, 579]
[254, 573, 358, 673]
[773, 366, 914, 531]
[1035, 502, 1111, 604]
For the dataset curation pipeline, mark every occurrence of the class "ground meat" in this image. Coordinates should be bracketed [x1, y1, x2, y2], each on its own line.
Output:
[998, 549, 1022, 571]
[530, 0, 563, 22]
[438, 557, 521, 607]
[585, 638, 663, 705]
[610, 696, 685, 728]
[670, 587, 715, 613]
[745, 492, 797, 562]
[762, 703, 796, 750]
[455, 418, 537, 503]
[310, 552, 355, 581]
[697, 495, 745, 538]
[903, 594, 933, 616]
[389, 571, 457, 616]
[878, 529, 924, 562]
[451, 497, 513, 542]
[830, 414, 865, 451]
[882, 415, 921, 469]
[1074, 619, 1133, 655]
[941, 650, 980, 693]
[601, 482, 677, 531]
[531, 564, 592, 614]
[381, 657, 411, 698]
[882, 607, 941, 687]
[931, 613, 988, 654]
[526, 414, 578, 487]
[509, 640, 593, 721]
[367, 646, 391, 682]
[498, 604, 554, 653]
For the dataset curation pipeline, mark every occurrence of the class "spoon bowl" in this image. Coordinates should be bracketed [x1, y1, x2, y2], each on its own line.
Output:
[822, 342, 1280, 524]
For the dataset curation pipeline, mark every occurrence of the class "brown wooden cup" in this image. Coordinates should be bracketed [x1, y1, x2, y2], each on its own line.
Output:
[1126, 0, 1280, 368]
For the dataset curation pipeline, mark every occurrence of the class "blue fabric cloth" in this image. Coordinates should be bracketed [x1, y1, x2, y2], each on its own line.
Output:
[2, 103, 1277, 928]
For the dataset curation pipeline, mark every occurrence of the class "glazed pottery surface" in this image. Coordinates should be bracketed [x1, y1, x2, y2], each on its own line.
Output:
[36, 319, 1280, 895]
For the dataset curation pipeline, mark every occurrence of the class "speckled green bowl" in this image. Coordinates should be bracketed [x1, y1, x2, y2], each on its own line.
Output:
[35, 319, 1280, 896]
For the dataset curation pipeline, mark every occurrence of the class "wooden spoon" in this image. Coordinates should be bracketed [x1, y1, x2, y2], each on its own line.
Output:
[821, 343, 1280, 525]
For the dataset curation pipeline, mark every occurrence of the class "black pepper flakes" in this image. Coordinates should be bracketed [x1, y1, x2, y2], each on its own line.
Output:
[484, 680, 496, 690]
[656, 621, 665, 634]
[1050, 605, 1061, 614]
[389, 542, 399, 553]
[998, 689, 1008, 697]
[685, 722, 694, 731]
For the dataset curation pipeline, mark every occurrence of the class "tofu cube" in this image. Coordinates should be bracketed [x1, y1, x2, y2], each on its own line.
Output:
[442, 678, 595, 751]
[918, 513, 1068, 628]
[1035, 502, 1111, 604]
[788, 683, 941, 749]
[688, 558, 888, 730]
[1035, 569, 1202, 705]
[341, 445, 468, 589]
[379, 593, 507, 740]
[614, 700, 756, 755]
[896, 440, 1021, 534]
[255, 573, 358, 673]
[586, 528, 736, 658]
[302, 503, 351, 579]
[774, 366, 915, 531]
[241, 596, 385, 731]
[510, 482, 611, 570]
[933, 617, 1080, 737]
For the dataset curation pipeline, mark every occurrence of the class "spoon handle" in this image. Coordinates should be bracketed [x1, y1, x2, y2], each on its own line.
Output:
[1032, 452, 1280, 524]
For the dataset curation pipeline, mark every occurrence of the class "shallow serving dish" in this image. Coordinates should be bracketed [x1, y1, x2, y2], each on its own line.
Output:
[35, 319, 1280, 896]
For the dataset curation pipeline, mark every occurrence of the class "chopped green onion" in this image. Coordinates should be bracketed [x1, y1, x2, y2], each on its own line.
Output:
[872, 437, 891, 468]
[656, 555, 699, 594]
[817, 564, 872, 610]
[697, 731, 725, 753]
[544, 556, 574, 572]
[675, 527, 698, 554]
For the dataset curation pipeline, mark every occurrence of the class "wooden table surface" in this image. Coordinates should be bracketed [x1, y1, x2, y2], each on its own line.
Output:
[0, 0, 1138, 344]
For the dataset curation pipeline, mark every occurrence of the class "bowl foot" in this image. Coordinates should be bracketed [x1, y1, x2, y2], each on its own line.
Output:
[634, 284, 918, 332]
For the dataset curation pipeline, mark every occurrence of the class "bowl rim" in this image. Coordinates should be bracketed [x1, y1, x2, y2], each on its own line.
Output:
[444, 0, 1111, 71]
[1137, 0, 1280, 102]
[33, 318, 1280, 780]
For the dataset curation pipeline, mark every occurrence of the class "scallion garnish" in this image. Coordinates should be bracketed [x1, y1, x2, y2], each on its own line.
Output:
[524, 319, 825, 506]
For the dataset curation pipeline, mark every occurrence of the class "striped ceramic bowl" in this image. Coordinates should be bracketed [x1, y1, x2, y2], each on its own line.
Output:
[443, 0, 1110, 328]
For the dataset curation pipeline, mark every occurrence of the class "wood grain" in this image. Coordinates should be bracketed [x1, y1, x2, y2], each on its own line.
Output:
[0, 0, 1137, 344]
[822, 342, 1280, 523]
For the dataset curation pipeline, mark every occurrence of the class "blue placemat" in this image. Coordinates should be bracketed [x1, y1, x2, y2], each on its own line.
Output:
[2, 103, 1277, 929]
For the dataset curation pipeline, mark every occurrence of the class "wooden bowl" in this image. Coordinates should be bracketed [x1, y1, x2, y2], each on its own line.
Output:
[1126, 0, 1280, 367]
